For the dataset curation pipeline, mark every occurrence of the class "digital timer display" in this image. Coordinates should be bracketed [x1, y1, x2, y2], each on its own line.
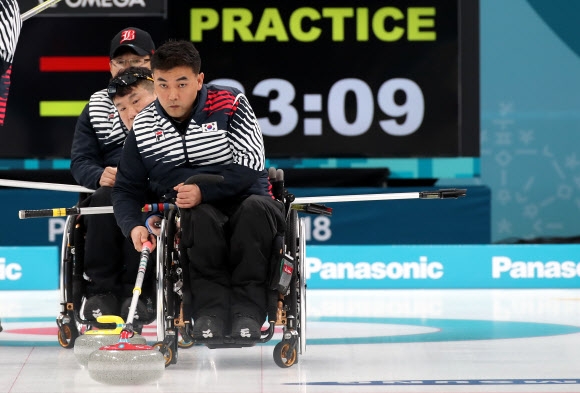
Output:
[0, 1, 479, 179]
[176, 0, 479, 160]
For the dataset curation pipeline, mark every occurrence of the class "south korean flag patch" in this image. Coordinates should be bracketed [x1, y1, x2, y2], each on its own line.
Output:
[201, 121, 218, 132]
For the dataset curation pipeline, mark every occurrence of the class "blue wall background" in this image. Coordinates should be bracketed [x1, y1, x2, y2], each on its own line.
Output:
[3, 1, 580, 245]
[6, 1, 580, 291]
[441, 0, 580, 242]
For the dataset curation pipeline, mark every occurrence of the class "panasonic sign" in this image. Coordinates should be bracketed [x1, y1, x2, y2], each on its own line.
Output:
[0, 247, 59, 290]
[307, 256, 443, 280]
[492, 256, 580, 279]
[305, 244, 580, 289]
[0, 257, 22, 280]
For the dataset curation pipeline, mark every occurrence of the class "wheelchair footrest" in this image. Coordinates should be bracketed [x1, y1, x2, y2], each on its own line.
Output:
[203, 336, 259, 349]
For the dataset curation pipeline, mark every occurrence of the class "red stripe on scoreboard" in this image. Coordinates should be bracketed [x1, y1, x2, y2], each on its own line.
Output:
[39, 56, 110, 72]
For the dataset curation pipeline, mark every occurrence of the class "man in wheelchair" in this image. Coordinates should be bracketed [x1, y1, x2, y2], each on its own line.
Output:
[69, 28, 157, 325]
[111, 40, 286, 341]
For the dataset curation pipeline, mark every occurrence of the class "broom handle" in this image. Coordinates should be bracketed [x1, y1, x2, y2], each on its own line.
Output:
[21, 0, 62, 22]
[19, 206, 111, 219]
[126, 241, 152, 326]
[19, 203, 177, 219]
[0, 178, 94, 193]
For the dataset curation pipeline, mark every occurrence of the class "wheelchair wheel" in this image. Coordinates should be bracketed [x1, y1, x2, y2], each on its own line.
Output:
[273, 341, 297, 368]
[58, 214, 82, 349]
[155, 216, 169, 343]
[152, 342, 174, 367]
[154, 210, 183, 367]
[274, 208, 303, 368]
[178, 327, 195, 349]
[57, 322, 78, 349]
[59, 215, 73, 304]
[297, 216, 307, 355]
[178, 338, 194, 349]
[59, 215, 82, 311]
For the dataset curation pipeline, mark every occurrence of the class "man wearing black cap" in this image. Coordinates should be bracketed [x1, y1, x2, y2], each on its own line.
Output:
[70, 27, 156, 325]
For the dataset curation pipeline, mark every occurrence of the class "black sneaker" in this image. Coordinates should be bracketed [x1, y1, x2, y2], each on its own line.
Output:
[192, 316, 224, 340]
[120, 297, 152, 324]
[231, 314, 262, 340]
[83, 293, 118, 321]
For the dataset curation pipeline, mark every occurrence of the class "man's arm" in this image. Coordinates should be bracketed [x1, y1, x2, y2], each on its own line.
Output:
[70, 104, 105, 189]
[111, 131, 150, 238]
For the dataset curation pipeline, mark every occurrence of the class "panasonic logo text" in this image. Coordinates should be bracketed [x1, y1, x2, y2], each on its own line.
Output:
[306, 256, 443, 280]
[0, 257, 22, 280]
[492, 256, 580, 279]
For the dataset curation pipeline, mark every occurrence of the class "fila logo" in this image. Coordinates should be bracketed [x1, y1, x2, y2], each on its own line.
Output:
[202, 122, 218, 132]
[120, 30, 136, 43]
[155, 130, 164, 141]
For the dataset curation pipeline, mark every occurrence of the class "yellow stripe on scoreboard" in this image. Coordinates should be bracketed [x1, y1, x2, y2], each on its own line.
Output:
[40, 101, 88, 117]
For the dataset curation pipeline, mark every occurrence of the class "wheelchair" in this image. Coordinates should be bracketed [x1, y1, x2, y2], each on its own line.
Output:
[150, 169, 330, 368]
[55, 192, 157, 349]
[55, 168, 329, 369]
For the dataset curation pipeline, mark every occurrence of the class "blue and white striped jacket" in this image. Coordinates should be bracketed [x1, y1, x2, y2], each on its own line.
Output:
[70, 89, 128, 189]
[112, 84, 272, 237]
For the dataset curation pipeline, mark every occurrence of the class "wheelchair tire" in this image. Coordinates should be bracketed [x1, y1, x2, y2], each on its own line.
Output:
[298, 216, 307, 356]
[177, 327, 195, 349]
[155, 217, 168, 343]
[152, 342, 174, 367]
[273, 341, 297, 368]
[57, 323, 78, 349]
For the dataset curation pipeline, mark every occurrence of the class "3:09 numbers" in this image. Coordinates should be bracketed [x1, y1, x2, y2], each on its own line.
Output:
[209, 77, 425, 137]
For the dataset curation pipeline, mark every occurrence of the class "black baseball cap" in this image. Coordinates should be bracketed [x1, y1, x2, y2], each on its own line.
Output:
[110, 27, 155, 59]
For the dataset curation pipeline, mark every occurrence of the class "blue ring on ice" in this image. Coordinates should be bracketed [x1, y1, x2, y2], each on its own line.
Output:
[304, 316, 580, 345]
[1, 316, 580, 346]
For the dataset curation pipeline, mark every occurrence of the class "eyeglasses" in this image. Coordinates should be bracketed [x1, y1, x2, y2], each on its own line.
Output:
[110, 58, 151, 68]
[107, 73, 154, 98]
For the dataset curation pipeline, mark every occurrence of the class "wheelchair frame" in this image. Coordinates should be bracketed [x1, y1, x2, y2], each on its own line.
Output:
[56, 213, 85, 348]
[151, 181, 313, 368]
[55, 199, 157, 349]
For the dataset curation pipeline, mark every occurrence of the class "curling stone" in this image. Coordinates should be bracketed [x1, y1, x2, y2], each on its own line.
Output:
[74, 315, 147, 367]
[87, 335, 165, 385]
[87, 241, 165, 385]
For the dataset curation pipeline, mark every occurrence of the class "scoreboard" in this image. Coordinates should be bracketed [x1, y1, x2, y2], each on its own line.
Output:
[3, 0, 478, 178]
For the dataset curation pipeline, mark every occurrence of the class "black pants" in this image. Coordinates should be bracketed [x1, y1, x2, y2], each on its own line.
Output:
[83, 187, 153, 299]
[182, 195, 285, 325]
